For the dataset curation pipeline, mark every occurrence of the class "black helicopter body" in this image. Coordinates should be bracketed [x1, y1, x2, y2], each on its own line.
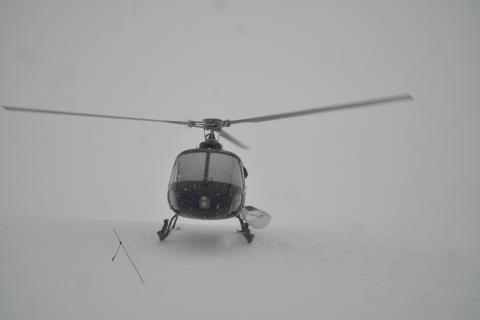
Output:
[168, 147, 246, 220]
[161, 134, 258, 242]
[2, 94, 413, 243]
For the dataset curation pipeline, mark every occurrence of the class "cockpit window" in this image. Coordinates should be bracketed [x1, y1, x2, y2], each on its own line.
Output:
[170, 151, 243, 186]
[208, 152, 243, 186]
[175, 152, 206, 182]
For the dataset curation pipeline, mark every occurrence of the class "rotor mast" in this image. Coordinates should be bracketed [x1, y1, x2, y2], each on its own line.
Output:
[198, 118, 229, 150]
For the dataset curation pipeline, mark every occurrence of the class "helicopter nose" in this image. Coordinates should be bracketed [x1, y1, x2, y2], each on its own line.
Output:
[198, 196, 211, 209]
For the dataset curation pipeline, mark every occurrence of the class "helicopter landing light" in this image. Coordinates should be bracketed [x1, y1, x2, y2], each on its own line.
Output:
[199, 196, 211, 209]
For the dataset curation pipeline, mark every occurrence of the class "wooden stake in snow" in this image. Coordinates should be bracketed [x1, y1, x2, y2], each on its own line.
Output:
[112, 228, 145, 285]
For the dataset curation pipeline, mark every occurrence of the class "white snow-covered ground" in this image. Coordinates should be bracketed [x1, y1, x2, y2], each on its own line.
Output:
[1, 215, 478, 320]
[1, 1, 479, 319]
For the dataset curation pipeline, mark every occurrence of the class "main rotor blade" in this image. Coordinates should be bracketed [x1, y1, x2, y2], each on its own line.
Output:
[2, 105, 191, 126]
[229, 94, 413, 124]
[219, 129, 250, 149]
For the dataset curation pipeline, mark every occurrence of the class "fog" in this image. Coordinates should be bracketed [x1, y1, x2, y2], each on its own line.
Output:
[1, 0, 479, 280]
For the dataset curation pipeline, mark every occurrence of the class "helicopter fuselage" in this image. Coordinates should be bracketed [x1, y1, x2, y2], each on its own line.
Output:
[167, 148, 246, 220]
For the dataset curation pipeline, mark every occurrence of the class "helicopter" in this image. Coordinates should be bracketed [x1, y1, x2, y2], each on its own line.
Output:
[3, 93, 413, 243]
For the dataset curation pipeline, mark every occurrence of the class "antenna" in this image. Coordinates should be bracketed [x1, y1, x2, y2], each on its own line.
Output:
[111, 228, 145, 285]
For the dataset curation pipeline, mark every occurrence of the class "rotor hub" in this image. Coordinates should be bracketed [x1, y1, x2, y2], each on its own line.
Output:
[202, 118, 231, 131]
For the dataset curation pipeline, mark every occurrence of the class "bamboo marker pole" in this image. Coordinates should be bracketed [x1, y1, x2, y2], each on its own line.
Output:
[112, 228, 145, 285]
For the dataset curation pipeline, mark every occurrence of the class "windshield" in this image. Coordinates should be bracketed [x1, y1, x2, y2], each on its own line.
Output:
[170, 151, 243, 186]
[176, 152, 206, 182]
[207, 152, 243, 186]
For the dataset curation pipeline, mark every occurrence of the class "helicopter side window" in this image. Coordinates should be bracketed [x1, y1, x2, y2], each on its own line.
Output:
[169, 160, 179, 184]
[208, 152, 243, 186]
[175, 152, 206, 182]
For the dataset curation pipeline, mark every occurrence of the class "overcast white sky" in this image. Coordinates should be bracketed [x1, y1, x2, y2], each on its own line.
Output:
[0, 0, 479, 255]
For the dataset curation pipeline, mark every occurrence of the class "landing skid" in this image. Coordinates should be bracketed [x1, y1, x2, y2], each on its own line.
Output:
[157, 214, 178, 241]
[157, 214, 254, 243]
[237, 215, 254, 243]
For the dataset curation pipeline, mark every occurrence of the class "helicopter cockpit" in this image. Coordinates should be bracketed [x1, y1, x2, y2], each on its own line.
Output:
[168, 149, 246, 219]
[170, 150, 244, 186]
